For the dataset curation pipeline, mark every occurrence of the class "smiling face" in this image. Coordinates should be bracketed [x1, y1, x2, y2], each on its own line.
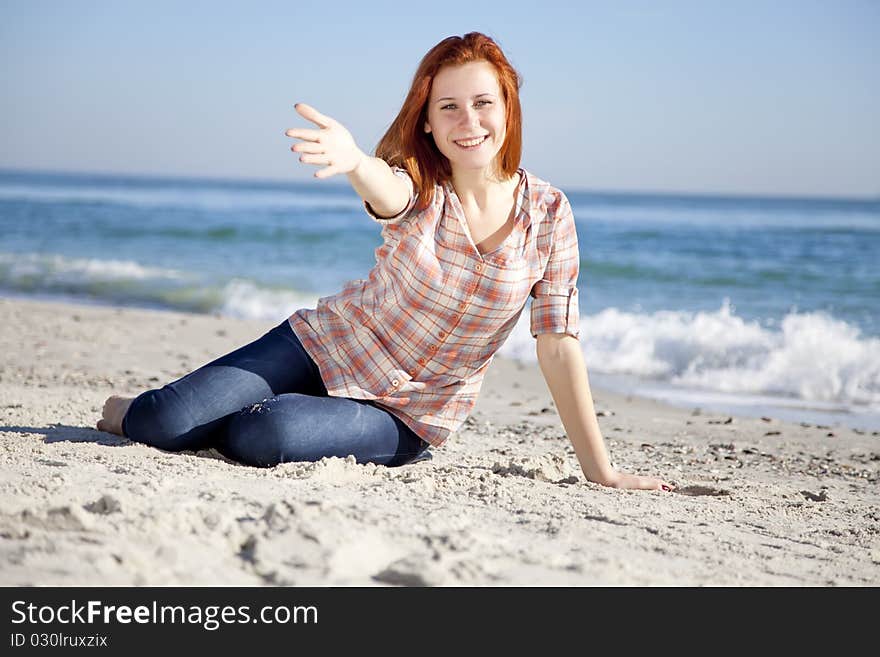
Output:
[424, 61, 508, 176]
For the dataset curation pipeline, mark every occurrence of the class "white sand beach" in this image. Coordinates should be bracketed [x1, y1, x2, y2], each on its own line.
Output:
[1, 296, 877, 586]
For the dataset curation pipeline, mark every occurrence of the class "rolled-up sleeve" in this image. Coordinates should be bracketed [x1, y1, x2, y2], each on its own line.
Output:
[363, 166, 417, 224]
[530, 193, 581, 339]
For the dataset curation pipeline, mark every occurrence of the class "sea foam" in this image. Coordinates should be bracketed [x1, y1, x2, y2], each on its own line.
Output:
[0, 252, 317, 318]
[498, 299, 880, 410]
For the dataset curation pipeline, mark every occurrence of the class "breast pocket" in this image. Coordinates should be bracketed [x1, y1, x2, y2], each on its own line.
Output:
[483, 246, 534, 317]
[388, 232, 444, 310]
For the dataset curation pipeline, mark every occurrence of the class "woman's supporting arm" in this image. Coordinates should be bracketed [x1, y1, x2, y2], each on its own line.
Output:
[535, 333, 673, 491]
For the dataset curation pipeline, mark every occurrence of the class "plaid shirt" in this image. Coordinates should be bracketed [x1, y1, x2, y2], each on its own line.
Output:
[288, 166, 580, 448]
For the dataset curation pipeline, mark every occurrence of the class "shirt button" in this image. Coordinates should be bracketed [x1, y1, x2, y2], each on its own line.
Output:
[439, 331, 446, 339]
[458, 301, 467, 309]
[417, 357, 426, 365]
[429, 344, 437, 351]
[475, 263, 483, 272]
[391, 378, 399, 387]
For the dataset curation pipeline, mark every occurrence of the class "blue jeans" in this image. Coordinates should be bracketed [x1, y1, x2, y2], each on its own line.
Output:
[121, 319, 431, 468]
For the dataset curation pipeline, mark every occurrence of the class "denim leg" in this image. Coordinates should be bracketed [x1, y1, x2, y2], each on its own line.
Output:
[122, 320, 326, 452]
[219, 393, 430, 468]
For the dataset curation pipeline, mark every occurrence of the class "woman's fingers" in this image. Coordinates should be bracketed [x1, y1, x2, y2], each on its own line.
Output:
[298, 153, 331, 166]
[606, 471, 675, 491]
[291, 141, 324, 154]
[643, 476, 674, 491]
[285, 128, 321, 142]
[286, 103, 361, 178]
[294, 102, 335, 129]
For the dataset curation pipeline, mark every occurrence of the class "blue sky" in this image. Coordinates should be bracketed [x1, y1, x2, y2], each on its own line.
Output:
[1, 0, 877, 197]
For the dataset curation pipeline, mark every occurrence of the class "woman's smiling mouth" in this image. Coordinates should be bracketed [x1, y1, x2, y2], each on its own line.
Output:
[453, 135, 488, 149]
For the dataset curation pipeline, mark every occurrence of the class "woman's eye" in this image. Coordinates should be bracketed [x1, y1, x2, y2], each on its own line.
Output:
[442, 100, 492, 110]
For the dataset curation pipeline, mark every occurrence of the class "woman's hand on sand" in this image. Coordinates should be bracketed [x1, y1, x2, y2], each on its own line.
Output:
[599, 470, 675, 492]
[285, 103, 367, 179]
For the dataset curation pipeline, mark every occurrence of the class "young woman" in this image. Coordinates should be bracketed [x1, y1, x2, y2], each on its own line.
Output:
[97, 32, 673, 492]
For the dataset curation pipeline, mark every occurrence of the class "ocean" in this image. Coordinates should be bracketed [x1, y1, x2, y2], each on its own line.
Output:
[2, 168, 878, 430]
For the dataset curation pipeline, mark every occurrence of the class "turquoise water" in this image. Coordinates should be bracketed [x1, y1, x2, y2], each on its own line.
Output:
[3, 168, 878, 428]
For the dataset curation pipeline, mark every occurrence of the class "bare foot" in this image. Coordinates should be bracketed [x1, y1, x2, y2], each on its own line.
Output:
[97, 395, 135, 436]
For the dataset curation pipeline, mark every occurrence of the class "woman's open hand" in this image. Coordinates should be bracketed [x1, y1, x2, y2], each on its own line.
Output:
[599, 470, 675, 492]
[284, 103, 366, 179]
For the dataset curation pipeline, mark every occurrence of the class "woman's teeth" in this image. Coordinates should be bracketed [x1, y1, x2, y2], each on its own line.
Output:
[454, 135, 488, 149]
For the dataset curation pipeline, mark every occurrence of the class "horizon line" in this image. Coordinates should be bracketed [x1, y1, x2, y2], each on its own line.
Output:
[1, 165, 877, 205]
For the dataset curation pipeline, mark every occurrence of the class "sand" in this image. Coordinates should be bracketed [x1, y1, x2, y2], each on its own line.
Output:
[1, 295, 877, 586]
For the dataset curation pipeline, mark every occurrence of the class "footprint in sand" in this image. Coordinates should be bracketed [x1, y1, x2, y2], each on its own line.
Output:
[674, 485, 731, 497]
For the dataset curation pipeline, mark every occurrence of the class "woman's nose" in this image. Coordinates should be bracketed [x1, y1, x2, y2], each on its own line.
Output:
[460, 107, 480, 128]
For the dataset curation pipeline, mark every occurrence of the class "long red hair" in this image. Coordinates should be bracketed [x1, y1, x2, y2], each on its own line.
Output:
[375, 32, 523, 211]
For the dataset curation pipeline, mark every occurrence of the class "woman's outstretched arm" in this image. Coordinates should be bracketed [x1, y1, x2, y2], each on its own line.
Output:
[285, 103, 410, 218]
[536, 333, 674, 491]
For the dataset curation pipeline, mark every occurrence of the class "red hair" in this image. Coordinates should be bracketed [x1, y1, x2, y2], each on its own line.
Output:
[375, 32, 523, 212]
